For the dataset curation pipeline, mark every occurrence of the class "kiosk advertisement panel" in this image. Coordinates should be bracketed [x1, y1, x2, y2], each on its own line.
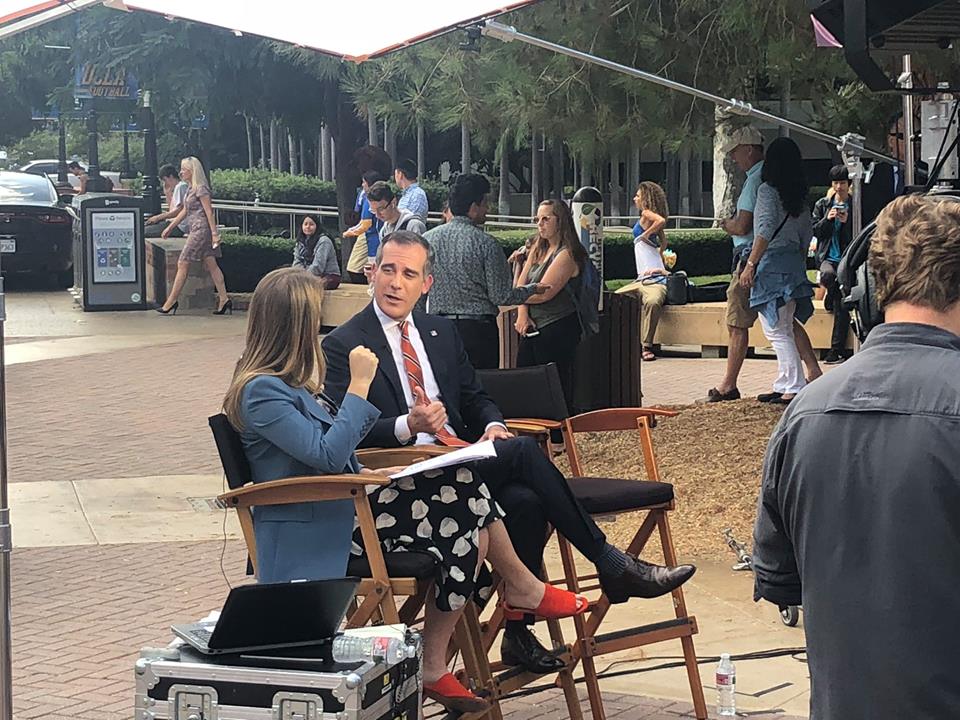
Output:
[77, 195, 146, 311]
[91, 211, 137, 284]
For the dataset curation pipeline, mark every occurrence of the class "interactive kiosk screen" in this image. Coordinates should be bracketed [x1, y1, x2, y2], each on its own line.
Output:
[91, 211, 137, 284]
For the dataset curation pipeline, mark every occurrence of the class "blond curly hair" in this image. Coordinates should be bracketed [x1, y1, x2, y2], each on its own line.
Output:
[870, 194, 960, 311]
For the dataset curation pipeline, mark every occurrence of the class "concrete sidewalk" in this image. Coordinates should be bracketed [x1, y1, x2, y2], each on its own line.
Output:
[3, 290, 809, 720]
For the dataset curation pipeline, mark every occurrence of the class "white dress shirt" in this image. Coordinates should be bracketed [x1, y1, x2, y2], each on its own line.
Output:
[371, 302, 504, 444]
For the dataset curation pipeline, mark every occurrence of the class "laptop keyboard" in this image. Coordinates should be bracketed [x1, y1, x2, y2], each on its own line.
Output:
[190, 627, 213, 644]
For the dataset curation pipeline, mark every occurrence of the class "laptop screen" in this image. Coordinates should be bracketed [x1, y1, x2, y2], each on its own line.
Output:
[209, 577, 359, 650]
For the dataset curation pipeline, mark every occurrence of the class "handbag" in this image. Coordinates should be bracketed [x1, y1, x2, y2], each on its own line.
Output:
[665, 271, 690, 305]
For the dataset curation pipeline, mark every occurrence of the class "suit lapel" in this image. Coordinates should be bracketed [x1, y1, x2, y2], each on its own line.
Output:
[415, 313, 455, 412]
[301, 388, 335, 426]
[358, 304, 407, 413]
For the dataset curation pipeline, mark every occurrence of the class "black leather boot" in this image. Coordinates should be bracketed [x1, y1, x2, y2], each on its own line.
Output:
[599, 555, 696, 604]
[501, 626, 566, 674]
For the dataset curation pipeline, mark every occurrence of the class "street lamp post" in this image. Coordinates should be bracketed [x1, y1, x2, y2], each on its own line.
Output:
[84, 107, 112, 193]
[0, 257, 12, 720]
[56, 116, 68, 187]
[140, 91, 160, 215]
[86, 107, 100, 180]
[121, 122, 131, 180]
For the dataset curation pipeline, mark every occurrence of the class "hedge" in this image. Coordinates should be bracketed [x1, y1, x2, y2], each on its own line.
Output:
[217, 227, 733, 292]
[209, 170, 451, 237]
[209, 169, 450, 210]
[218, 233, 298, 292]
[489, 228, 732, 279]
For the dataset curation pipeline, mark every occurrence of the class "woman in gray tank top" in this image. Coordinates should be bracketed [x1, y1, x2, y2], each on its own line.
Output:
[514, 199, 588, 404]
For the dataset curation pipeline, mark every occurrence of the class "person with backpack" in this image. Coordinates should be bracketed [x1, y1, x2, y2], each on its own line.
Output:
[514, 199, 590, 404]
[366, 181, 427, 237]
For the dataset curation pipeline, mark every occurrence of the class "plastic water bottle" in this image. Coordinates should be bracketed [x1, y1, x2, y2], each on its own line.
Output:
[716, 653, 736, 716]
[331, 634, 406, 664]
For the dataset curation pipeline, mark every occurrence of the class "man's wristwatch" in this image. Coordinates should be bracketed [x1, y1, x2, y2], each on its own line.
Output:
[746, 259, 756, 269]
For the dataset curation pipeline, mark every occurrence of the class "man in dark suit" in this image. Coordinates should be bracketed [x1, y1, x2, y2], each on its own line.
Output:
[323, 231, 695, 674]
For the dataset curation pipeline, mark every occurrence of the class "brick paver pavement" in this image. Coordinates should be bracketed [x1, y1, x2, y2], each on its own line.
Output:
[10, 539, 799, 720]
[6, 333, 811, 484]
[7, 336, 243, 483]
[6, 328, 813, 719]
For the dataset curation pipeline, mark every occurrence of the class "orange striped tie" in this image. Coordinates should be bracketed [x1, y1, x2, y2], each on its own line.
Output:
[398, 320, 469, 447]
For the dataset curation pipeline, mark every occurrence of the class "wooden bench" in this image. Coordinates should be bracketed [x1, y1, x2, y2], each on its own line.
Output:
[320, 283, 371, 326]
[306, 285, 851, 359]
[654, 300, 853, 357]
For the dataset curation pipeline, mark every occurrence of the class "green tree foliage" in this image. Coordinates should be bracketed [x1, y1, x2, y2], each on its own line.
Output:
[3, 0, 958, 186]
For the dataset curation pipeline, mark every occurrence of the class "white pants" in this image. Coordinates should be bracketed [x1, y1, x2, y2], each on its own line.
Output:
[759, 300, 806, 395]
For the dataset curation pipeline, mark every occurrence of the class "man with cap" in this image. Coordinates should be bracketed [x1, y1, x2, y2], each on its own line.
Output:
[707, 126, 820, 401]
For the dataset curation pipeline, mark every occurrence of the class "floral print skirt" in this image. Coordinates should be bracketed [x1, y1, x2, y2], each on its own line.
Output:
[350, 464, 503, 612]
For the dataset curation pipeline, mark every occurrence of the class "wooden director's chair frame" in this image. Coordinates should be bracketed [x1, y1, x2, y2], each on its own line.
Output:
[558, 408, 706, 720]
[210, 419, 504, 720]
[473, 408, 707, 720]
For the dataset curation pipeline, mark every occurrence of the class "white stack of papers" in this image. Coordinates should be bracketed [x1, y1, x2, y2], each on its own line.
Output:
[389, 440, 498, 479]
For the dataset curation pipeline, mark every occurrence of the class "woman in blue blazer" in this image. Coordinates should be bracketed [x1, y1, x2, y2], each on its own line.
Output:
[222, 268, 587, 712]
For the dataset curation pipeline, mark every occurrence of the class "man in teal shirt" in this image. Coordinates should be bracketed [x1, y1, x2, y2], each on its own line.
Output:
[707, 127, 820, 401]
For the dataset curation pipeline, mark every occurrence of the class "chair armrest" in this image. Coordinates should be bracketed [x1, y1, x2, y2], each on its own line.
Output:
[357, 446, 453, 469]
[507, 418, 563, 430]
[644, 408, 679, 418]
[505, 421, 551, 438]
[218, 474, 388, 509]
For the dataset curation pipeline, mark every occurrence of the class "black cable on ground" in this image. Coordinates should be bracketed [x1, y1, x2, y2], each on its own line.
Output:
[219, 472, 233, 590]
[498, 646, 808, 702]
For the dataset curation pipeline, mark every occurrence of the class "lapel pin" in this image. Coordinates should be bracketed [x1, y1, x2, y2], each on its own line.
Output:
[430, 330, 438, 337]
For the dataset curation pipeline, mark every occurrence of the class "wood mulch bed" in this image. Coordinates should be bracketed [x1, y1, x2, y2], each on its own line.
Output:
[553, 400, 784, 563]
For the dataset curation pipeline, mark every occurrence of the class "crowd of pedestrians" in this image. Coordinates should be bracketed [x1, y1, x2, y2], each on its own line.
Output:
[271, 138, 870, 407]
[145, 139, 880, 400]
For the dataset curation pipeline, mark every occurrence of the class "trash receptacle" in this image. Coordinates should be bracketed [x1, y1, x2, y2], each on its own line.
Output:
[499, 291, 641, 413]
[72, 193, 146, 311]
[570, 291, 641, 413]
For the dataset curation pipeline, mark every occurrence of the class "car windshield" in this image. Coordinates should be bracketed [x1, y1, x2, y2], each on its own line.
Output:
[0, 174, 57, 204]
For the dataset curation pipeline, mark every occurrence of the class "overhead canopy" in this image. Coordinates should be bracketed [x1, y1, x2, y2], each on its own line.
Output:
[808, 0, 960, 90]
[0, 0, 539, 58]
[809, 0, 960, 51]
[0, 0, 99, 38]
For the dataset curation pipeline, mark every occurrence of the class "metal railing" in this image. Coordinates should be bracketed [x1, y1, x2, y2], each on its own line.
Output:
[208, 198, 718, 237]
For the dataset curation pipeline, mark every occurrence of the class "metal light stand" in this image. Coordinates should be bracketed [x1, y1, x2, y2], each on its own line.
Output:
[901, 55, 916, 187]
[839, 133, 866, 238]
[0, 264, 12, 720]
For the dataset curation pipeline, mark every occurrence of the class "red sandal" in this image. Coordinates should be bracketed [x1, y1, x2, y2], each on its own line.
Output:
[423, 673, 490, 713]
[503, 584, 588, 619]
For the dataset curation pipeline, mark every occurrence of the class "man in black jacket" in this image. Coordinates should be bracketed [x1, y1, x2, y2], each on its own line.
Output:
[811, 165, 854, 363]
[323, 231, 695, 674]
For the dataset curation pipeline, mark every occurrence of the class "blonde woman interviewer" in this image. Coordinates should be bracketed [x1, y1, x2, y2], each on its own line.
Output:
[158, 156, 231, 314]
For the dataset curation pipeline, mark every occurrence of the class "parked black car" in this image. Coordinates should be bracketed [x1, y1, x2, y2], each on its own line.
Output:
[0, 171, 73, 282]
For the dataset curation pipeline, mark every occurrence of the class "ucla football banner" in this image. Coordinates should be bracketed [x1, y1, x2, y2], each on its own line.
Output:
[74, 64, 138, 100]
